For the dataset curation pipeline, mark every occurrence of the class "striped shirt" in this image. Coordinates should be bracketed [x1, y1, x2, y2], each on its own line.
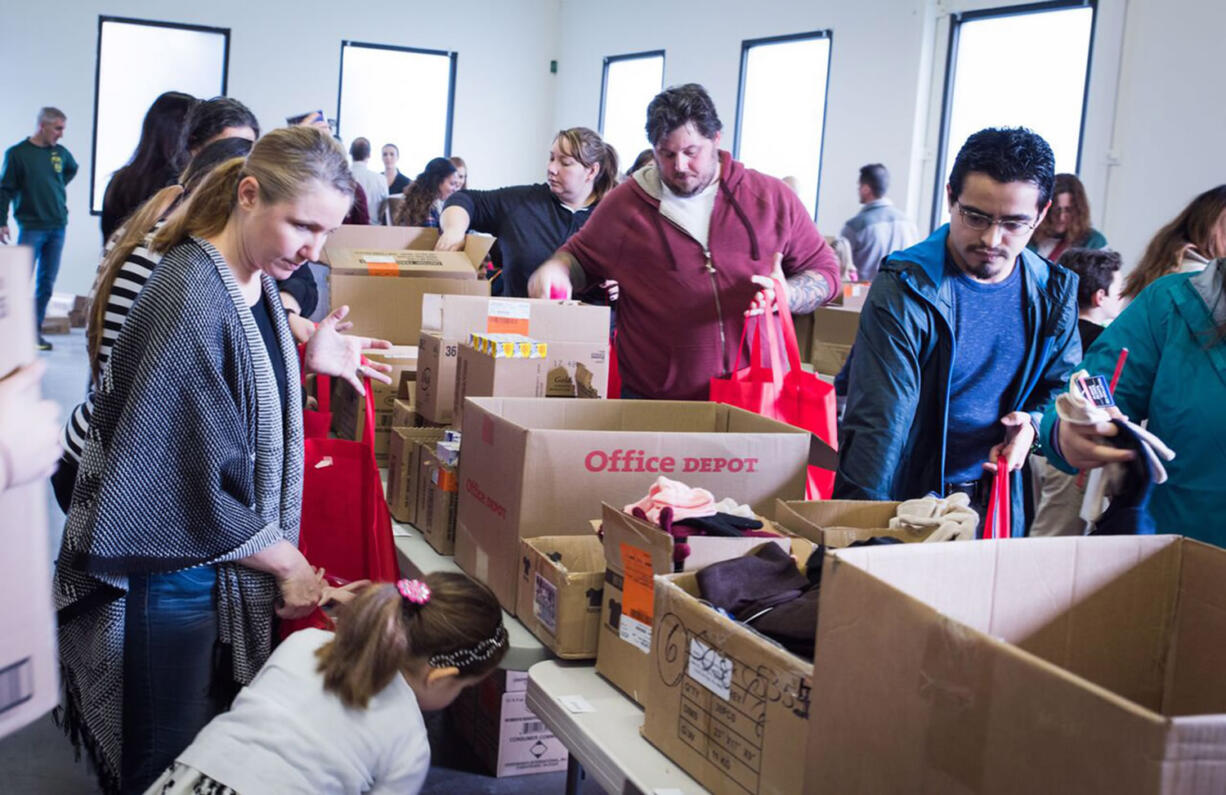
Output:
[63, 227, 163, 463]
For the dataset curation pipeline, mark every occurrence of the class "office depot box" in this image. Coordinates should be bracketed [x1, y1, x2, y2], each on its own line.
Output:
[450, 669, 568, 778]
[809, 305, 860, 375]
[597, 504, 807, 705]
[774, 498, 930, 547]
[455, 398, 811, 613]
[386, 428, 447, 524]
[324, 225, 492, 345]
[517, 535, 605, 659]
[331, 346, 417, 463]
[809, 536, 1226, 794]
[453, 343, 544, 427]
[416, 296, 610, 424]
[0, 246, 58, 740]
[643, 567, 813, 795]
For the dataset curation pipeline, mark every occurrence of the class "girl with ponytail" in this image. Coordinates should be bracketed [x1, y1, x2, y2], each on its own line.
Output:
[145, 573, 507, 794]
[55, 125, 393, 795]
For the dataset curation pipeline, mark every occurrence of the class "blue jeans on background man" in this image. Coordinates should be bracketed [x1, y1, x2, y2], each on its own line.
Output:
[19, 226, 66, 332]
[121, 565, 221, 794]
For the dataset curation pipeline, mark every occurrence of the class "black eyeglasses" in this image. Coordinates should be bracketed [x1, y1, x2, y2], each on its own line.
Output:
[955, 204, 1038, 235]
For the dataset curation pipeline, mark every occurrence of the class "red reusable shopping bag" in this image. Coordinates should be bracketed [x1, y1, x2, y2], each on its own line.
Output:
[298, 344, 332, 440]
[983, 456, 1012, 540]
[709, 279, 838, 499]
[279, 373, 399, 637]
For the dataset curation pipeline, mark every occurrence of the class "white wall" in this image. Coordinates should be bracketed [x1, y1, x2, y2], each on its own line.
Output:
[0, 0, 560, 295]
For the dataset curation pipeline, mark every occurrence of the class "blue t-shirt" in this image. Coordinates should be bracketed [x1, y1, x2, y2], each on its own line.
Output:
[944, 256, 1026, 483]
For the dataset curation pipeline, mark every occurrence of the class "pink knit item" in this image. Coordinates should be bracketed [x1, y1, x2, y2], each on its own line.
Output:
[625, 476, 718, 524]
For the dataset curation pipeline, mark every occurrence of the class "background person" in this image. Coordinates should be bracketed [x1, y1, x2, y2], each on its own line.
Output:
[435, 127, 618, 297]
[144, 574, 508, 795]
[393, 157, 459, 228]
[448, 155, 467, 190]
[839, 163, 918, 282]
[1122, 184, 1226, 299]
[348, 137, 388, 224]
[1027, 172, 1107, 261]
[0, 106, 78, 351]
[1029, 247, 1126, 537]
[382, 143, 410, 193]
[178, 97, 259, 172]
[100, 91, 198, 242]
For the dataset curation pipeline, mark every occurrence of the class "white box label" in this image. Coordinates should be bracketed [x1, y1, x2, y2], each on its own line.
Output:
[688, 638, 732, 701]
[487, 299, 531, 321]
[618, 615, 652, 654]
[533, 573, 558, 634]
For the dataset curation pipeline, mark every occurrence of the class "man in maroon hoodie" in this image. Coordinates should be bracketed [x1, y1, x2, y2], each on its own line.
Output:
[528, 83, 839, 400]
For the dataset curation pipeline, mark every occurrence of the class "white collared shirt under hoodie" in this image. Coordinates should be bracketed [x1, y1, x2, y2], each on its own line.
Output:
[658, 165, 721, 251]
[176, 628, 430, 794]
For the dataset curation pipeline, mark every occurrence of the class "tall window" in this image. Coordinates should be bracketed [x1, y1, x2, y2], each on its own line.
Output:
[91, 17, 229, 213]
[735, 32, 832, 218]
[338, 41, 455, 178]
[934, 1, 1096, 226]
[599, 51, 665, 173]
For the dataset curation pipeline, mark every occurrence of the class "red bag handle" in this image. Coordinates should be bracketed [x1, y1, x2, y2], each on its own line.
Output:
[732, 312, 786, 391]
[983, 456, 1011, 539]
[771, 276, 804, 374]
[359, 356, 375, 450]
[297, 343, 332, 413]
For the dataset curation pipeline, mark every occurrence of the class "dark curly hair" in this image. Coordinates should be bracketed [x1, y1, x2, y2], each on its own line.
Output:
[645, 83, 723, 147]
[1058, 247, 1122, 310]
[948, 127, 1055, 212]
[395, 157, 457, 227]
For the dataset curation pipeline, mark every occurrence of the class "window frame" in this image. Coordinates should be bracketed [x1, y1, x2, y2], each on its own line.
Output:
[733, 29, 833, 219]
[930, 0, 1098, 230]
[335, 39, 458, 156]
[597, 49, 666, 138]
[89, 15, 231, 216]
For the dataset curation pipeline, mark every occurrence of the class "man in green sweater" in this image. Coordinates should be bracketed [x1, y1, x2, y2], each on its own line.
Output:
[0, 107, 78, 350]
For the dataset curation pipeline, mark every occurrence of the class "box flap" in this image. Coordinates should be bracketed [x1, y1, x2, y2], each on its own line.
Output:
[323, 225, 493, 269]
[1163, 540, 1226, 717]
[601, 503, 673, 575]
[524, 534, 606, 575]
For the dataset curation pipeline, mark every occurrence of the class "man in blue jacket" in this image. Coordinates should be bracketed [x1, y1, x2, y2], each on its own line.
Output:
[834, 127, 1081, 536]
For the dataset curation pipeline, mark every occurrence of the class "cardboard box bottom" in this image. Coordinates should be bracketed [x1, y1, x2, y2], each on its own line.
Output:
[449, 671, 568, 778]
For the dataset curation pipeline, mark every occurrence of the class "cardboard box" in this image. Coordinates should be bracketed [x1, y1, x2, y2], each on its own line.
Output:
[324, 225, 493, 345]
[331, 346, 418, 463]
[391, 398, 415, 429]
[643, 567, 813, 795]
[68, 294, 89, 327]
[453, 343, 544, 427]
[0, 246, 58, 740]
[40, 315, 70, 335]
[517, 535, 606, 659]
[809, 305, 860, 375]
[542, 340, 607, 399]
[449, 669, 569, 778]
[386, 428, 447, 524]
[423, 458, 459, 555]
[808, 535, 1226, 794]
[455, 397, 812, 613]
[597, 504, 808, 705]
[416, 296, 610, 424]
[774, 498, 938, 547]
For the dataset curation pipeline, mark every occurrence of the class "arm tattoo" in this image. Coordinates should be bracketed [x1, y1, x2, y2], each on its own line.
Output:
[786, 271, 831, 314]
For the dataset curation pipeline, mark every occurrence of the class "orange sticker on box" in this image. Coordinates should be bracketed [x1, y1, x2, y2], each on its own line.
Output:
[620, 543, 655, 624]
[486, 298, 531, 336]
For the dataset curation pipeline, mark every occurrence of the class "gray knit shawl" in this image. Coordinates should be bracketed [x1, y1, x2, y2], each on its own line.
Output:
[54, 236, 304, 793]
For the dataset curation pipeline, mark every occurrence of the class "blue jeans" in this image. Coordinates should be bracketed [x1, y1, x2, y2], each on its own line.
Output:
[19, 226, 66, 331]
[121, 566, 221, 794]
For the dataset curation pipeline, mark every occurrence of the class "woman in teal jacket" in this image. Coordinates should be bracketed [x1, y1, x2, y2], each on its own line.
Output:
[1041, 259, 1226, 546]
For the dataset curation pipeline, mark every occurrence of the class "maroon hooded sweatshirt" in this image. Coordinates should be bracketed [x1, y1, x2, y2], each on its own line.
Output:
[561, 150, 840, 400]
